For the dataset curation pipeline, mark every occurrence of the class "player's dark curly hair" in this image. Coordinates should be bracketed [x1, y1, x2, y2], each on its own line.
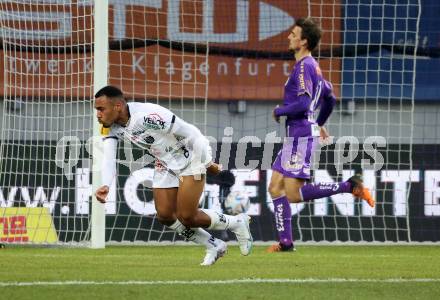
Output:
[94, 85, 124, 99]
[295, 18, 322, 51]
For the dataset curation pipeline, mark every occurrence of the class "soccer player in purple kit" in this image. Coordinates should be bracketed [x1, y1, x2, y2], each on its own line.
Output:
[267, 18, 375, 253]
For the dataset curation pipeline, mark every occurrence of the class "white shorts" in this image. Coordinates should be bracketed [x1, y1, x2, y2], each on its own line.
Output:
[152, 167, 179, 188]
[179, 145, 212, 176]
[152, 163, 209, 188]
[152, 145, 212, 188]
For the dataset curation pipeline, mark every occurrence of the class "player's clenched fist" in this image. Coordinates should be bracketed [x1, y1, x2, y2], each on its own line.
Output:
[206, 162, 223, 176]
[272, 105, 280, 123]
[95, 185, 109, 203]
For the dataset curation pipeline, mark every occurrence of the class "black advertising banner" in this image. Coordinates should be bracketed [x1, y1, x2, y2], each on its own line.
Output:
[0, 141, 439, 242]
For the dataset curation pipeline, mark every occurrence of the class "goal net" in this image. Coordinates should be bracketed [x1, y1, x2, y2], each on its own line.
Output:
[0, 0, 95, 244]
[291, 0, 421, 243]
[199, 0, 425, 243]
[0, 0, 209, 245]
[0, 0, 433, 245]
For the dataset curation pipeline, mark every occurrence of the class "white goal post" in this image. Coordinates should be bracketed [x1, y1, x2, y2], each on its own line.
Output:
[91, 0, 108, 249]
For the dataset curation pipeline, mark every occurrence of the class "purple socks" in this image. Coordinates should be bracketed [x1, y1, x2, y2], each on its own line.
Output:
[272, 196, 293, 246]
[271, 181, 352, 246]
[300, 181, 351, 201]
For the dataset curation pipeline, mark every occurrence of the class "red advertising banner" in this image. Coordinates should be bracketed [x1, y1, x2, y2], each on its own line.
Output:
[0, 1, 341, 101]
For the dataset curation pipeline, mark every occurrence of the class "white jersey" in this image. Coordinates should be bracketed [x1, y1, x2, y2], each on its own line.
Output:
[102, 102, 211, 184]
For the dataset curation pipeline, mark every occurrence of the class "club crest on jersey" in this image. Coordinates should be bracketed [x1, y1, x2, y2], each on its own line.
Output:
[144, 136, 155, 144]
[143, 113, 166, 130]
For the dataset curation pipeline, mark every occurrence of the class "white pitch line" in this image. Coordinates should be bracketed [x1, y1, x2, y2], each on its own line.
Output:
[1, 278, 440, 287]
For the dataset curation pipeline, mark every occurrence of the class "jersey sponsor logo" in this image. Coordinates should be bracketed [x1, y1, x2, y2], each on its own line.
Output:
[143, 114, 166, 130]
[132, 128, 146, 136]
[128, 128, 155, 144]
[282, 153, 303, 170]
[298, 62, 306, 91]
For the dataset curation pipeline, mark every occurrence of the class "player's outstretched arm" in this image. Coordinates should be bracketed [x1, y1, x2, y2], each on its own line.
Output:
[95, 137, 117, 203]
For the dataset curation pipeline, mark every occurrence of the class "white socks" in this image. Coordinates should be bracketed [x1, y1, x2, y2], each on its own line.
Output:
[202, 209, 240, 231]
[168, 219, 218, 248]
[168, 210, 242, 247]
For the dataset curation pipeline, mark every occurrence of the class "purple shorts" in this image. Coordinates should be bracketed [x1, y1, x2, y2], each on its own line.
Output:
[272, 135, 318, 180]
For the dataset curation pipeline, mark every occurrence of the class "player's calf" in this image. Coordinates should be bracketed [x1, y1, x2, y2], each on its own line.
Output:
[283, 174, 375, 208]
[176, 210, 211, 228]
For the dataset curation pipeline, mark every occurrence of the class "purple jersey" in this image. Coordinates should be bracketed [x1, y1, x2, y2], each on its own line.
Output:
[281, 56, 333, 137]
[272, 56, 335, 179]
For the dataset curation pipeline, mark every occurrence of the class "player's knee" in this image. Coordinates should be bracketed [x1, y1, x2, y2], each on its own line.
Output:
[176, 212, 197, 228]
[268, 182, 283, 198]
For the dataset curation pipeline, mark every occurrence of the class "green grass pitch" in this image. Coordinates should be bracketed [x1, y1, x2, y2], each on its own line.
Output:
[1, 245, 439, 299]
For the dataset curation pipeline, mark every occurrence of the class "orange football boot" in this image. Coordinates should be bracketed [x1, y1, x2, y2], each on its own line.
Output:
[266, 243, 295, 253]
[348, 174, 375, 208]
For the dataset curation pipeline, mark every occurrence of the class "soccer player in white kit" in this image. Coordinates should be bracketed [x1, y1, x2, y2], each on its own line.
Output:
[93, 85, 252, 265]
